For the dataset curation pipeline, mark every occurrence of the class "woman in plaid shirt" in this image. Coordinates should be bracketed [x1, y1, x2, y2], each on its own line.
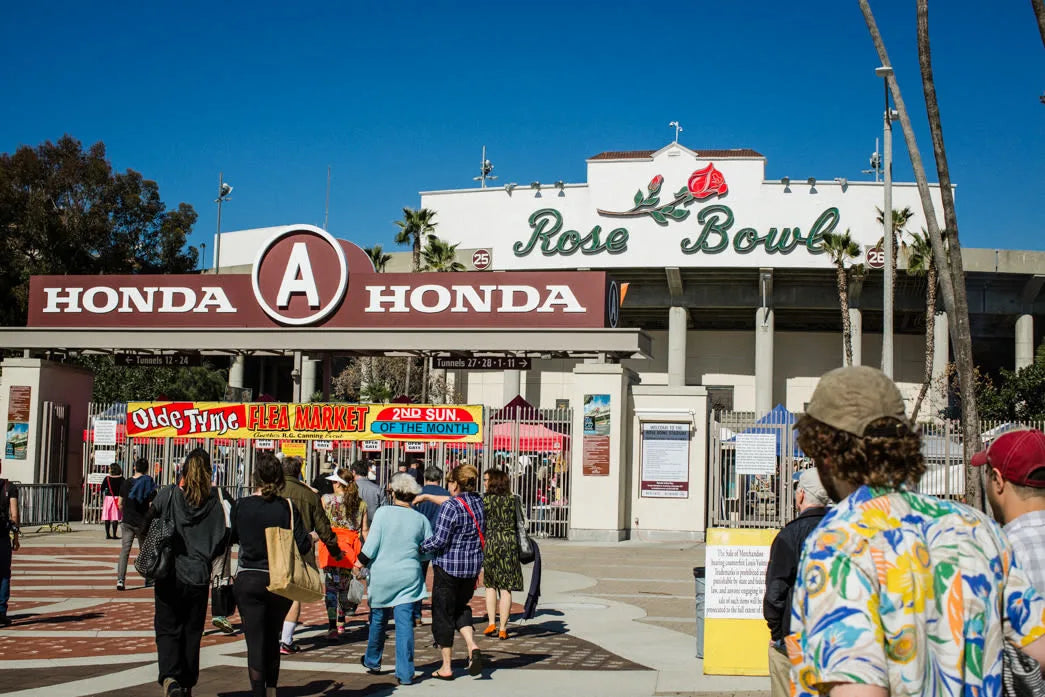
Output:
[418, 464, 486, 680]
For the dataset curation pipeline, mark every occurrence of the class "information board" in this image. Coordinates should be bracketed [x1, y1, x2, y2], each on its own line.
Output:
[640, 422, 690, 498]
[735, 433, 777, 475]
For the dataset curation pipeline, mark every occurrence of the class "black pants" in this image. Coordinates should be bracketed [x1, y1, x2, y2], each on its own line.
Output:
[235, 571, 293, 689]
[154, 576, 209, 688]
[430, 565, 477, 648]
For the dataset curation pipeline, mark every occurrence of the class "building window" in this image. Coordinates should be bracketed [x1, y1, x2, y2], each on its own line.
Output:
[707, 386, 735, 412]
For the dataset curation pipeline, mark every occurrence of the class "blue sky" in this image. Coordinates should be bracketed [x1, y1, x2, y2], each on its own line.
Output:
[2, 1, 1042, 260]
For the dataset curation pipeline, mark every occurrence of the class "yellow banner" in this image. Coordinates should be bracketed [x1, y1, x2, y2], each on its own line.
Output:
[126, 402, 484, 443]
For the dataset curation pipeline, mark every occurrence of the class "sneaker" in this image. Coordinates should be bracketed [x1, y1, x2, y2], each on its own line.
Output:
[162, 678, 185, 697]
[116, 580, 125, 591]
[360, 655, 381, 675]
[212, 616, 235, 635]
[325, 627, 340, 641]
[338, 623, 348, 635]
[0, 614, 11, 627]
[279, 641, 301, 655]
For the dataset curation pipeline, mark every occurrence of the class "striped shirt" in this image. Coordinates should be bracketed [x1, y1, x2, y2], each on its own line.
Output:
[420, 492, 485, 578]
[1007, 509, 1045, 595]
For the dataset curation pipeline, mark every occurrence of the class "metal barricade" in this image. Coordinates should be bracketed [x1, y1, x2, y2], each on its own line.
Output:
[15, 483, 71, 533]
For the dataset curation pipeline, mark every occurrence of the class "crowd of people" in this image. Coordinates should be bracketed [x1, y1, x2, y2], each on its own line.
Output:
[97, 449, 532, 697]
[763, 366, 1045, 697]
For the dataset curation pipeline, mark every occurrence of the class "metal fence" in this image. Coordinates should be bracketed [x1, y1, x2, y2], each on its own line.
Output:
[16, 483, 71, 532]
[708, 410, 1045, 530]
[80, 402, 574, 538]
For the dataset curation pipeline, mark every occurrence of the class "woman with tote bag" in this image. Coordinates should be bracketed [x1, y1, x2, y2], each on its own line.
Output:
[231, 453, 314, 697]
[141, 449, 227, 697]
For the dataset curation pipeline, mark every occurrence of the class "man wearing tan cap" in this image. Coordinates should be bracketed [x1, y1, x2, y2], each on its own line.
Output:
[763, 469, 829, 697]
[975, 428, 1045, 593]
[788, 366, 1045, 697]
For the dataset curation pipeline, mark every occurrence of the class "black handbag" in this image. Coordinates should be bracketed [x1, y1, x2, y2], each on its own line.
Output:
[514, 495, 536, 564]
[135, 486, 176, 581]
[212, 575, 237, 617]
[1004, 642, 1045, 697]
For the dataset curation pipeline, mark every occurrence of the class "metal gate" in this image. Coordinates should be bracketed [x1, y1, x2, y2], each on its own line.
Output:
[81, 402, 573, 538]
[708, 409, 803, 529]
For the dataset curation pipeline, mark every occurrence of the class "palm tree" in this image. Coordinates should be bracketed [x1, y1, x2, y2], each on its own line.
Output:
[860, 0, 982, 508]
[875, 206, 914, 292]
[364, 245, 392, 272]
[822, 230, 861, 366]
[906, 229, 940, 422]
[420, 236, 466, 272]
[394, 207, 437, 272]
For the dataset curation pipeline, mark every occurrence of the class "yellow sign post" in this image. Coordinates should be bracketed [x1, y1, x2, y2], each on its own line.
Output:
[702, 527, 779, 676]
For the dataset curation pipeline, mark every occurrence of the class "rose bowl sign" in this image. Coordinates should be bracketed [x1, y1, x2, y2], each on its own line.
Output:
[28, 226, 619, 329]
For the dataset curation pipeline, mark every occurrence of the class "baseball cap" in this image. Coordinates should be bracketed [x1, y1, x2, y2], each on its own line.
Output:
[971, 429, 1045, 487]
[797, 469, 830, 505]
[326, 472, 350, 487]
[806, 366, 909, 437]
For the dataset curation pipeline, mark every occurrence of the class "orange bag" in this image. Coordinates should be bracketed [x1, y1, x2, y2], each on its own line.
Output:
[318, 527, 361, 569]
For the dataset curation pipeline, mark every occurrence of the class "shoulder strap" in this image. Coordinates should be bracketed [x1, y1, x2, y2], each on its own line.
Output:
[459, 495, 485, 548]
[107, 477, 116, 497]
[287, 498, 295, 530]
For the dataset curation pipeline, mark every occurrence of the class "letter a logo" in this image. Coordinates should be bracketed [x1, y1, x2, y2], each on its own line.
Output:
[277, 242, 321, 308]
[252, 226, 348, 326]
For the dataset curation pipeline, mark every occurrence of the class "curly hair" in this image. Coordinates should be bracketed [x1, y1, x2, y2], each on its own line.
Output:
[483, 468, 511, 496]
[795, 414, 925, 490]
[335, 467, 363, 524]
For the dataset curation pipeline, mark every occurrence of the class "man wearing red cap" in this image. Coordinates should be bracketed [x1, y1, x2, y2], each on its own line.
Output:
[977, 429, 1045, 593]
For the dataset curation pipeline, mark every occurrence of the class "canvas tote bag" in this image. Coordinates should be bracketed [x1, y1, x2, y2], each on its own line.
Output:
[266, 499, 324, 603]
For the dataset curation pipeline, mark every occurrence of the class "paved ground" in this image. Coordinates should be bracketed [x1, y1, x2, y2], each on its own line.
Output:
[0, 525, 769, 696]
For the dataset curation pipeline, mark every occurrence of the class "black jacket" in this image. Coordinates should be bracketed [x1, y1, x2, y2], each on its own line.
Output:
[144, 485, 228, 587]
[763, 505, 827, 642]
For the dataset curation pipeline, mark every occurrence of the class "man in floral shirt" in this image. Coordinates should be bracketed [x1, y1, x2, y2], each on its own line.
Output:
[789, 366, 1045, 697]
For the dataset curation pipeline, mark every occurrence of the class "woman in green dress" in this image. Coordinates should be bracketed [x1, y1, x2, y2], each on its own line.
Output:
[481, 468, 523, 640]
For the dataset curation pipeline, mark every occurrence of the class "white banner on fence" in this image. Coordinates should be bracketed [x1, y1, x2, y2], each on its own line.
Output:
[93, 420, 118, 446]
[404, 442, 426, 453]
[735, 433, 777, 475]
[94, 450, 116, 468]
[87, 472, 108, 485]
[361, 440, 382, 452]
[312, 440, 333, 452]
[254, 439, 275, 450]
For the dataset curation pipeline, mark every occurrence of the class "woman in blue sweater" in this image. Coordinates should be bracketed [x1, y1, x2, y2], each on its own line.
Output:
[355, 473, 432, 685]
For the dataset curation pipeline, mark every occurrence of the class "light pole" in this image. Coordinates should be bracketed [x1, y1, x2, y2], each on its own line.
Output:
[213, 173, 233, 273]
[199, 242, 206, 271]
[875, 65, 895, 378]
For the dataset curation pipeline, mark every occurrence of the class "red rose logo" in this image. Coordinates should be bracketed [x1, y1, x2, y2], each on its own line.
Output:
[648, 174, 664, 192]
[687, 163, 728, 199]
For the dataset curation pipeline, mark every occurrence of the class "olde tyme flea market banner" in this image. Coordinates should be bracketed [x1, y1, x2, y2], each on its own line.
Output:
[126, 402, 483, 443]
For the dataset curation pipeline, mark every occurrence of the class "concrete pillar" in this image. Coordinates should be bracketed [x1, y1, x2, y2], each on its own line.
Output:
[568, 363, 637, 541]
[300, 358, 319, 402]
[755, 308, 774, 415]
[931, 311, 949, 418]
[503, 370, 521, 405]
[668, 306, 688, 387]
[849, 308, 863, 367]
[229, 355, 246, 388]
[1016, 314, 1035, 370]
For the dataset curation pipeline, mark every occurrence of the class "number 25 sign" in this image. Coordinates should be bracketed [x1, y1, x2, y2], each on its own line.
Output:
[471, 249, 492, 270]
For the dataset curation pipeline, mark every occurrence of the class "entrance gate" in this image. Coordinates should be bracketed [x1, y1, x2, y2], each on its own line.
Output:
[82, 402, 573, 538]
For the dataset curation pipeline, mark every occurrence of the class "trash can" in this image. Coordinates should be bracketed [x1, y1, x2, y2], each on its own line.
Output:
[693, 566, 706, 658]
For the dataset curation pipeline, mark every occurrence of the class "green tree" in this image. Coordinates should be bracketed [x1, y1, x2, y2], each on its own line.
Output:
[906, 229, 940, 421]
[364, 244, 392, 272]
[875, 206, 915, 300]
[393, 207, 437, 272]
[822, 230, 861, 366]
[79, 355, 226, 402]
[420, 236, 465, 272]
[0, 136, 199, 326]
[975, 352, 1045, 422]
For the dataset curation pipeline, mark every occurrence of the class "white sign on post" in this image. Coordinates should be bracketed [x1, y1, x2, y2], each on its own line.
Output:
[704, 544, 772, 619]
[735, 433, 777, 475]
[404, 442, 426, 453]
[94, 450, 117, 468]
[312, 440, 333, 452]
[87, 472, 109, 485]
[361, 440, 382, 452]
[93, 420, 118, 446]
[254, 439, 275, 450]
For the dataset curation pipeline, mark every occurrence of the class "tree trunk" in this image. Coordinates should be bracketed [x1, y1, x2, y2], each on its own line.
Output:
[910, 264, 937, 422]
[412, 235, 420, 272]
[404, 357, 412, 398]
[916, 0, 982, 508]
[1032, 0, 1045, 48]
[859, 0, 982, 509]
[837, 263, 853, 366]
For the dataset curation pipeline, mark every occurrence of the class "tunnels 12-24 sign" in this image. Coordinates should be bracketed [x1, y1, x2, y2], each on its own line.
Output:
[126, 402, 484, 443]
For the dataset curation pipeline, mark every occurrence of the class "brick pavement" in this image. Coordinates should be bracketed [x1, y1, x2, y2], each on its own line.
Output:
[1, 543, 651, 695]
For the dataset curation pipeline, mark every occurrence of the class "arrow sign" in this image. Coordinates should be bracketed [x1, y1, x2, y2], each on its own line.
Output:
[432, 357, 532, 371]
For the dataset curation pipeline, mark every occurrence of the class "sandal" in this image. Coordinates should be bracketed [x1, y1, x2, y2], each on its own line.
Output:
[482, 623, 497, 636]
[431, 670, 454, 681]
[499, 629, 508, 640]
[468, 648, 484, 676]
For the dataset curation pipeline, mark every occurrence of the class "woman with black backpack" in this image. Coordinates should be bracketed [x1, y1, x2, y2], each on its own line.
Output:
[141, 448, 228, 697]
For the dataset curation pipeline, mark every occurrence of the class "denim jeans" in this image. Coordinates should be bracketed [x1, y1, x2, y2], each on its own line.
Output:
[0, 533, 11, 615]
[413, 561, 430, 621]
[363, 603, 415, 684]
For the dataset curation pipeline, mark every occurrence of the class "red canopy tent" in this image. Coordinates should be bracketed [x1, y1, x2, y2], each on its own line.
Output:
[491, 421, 569, 452]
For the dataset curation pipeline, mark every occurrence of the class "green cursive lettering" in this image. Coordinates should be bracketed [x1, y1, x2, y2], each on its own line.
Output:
[806, 207, 838, 254]
[682, 204, 732, 254]
[733, 227, 759, 254]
